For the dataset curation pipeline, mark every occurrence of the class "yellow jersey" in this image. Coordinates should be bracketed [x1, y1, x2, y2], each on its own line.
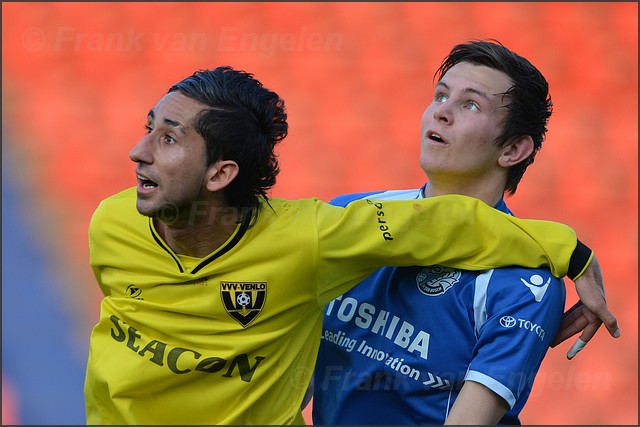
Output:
[85, 187, 583, 424]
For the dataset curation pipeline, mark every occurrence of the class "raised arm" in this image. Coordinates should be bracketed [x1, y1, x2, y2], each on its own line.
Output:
[316, 194, 622, 346]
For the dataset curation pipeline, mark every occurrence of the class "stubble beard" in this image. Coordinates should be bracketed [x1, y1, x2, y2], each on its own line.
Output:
[138, 182, 210, 228]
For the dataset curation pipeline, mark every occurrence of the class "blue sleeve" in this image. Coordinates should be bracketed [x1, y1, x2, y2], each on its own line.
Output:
[465, 267, 566, 408]
[329, 191, 387, 207]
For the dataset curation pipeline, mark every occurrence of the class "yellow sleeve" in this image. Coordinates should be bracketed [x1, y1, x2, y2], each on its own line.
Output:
[88, 187, 142, 297]
[315, 194, 581, 304]
[88, 197, 111, 297]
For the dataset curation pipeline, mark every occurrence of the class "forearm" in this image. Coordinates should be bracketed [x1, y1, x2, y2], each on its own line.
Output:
[357, 195, 592, 278]
[445, 381, 509, 425]
[316, 194, 594, 302]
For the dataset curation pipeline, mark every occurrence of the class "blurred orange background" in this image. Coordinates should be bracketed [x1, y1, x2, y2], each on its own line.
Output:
[2, 2, 637, 424]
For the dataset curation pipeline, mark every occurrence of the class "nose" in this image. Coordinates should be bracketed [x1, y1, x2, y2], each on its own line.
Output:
[432, 101, 452, 124]
[129, 134, 152, 164]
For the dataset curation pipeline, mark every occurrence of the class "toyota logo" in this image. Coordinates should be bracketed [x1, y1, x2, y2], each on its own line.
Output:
[500, 316, 516, 328]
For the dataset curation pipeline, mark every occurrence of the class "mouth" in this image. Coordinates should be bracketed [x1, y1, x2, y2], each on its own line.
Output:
[426, 130, 447, 145]
[136, 172, 158, 191]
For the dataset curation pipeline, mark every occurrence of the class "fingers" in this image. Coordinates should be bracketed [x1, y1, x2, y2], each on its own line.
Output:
[606, 319, 621, 338]
[567, 338, 587, 360]
[566, 318, 601, 359]
[550, 315, 588, 347]
[564, 300, 583, 317]
[577, 319, 601, 344]
[550, 302, 588, 347]
[598, 309, 621, 338]
[564, 313, 620, 360]
[586, 299, 621, 338]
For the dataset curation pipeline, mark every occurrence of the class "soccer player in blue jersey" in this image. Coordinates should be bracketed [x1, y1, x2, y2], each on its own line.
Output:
[311, 40, 621, 425]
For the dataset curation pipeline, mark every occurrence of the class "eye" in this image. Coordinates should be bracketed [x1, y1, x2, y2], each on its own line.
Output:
[144, 125, 176, 144]
[465, 101, 480, 111]
[434, 92, 447, 103]
[162, 134, 176, 144]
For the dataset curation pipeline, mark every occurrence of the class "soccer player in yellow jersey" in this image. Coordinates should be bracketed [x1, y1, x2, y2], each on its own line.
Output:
[84, 66, 619, 424]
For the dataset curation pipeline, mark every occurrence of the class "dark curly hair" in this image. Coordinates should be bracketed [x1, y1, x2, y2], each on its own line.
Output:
[169, 66, 288, 221]
[434, 39, 553, 195]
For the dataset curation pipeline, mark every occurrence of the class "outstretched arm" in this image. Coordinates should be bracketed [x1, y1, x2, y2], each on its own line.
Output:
[551, 256, 621, 359]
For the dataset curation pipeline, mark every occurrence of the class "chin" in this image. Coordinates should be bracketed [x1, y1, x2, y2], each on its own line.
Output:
[135, 199, 158, 218]
[419, 158, 433, 174]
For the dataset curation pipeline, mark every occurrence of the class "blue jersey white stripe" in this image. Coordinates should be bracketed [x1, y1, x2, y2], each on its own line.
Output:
[473, 269, 493, 336]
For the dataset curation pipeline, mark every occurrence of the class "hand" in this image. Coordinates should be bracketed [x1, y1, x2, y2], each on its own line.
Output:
[551, 256, 620, 359]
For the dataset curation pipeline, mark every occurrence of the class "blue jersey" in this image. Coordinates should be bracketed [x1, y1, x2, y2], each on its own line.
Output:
[313, 187, 566, 425]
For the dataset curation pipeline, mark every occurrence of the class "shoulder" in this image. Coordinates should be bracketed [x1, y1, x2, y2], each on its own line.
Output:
[90, 187, 141, 231]
[487, 266, 565, 302]
[330, 189, 422, 207]
[256, 197, 338, 225]
[259, 197, 328, 213]
[489, 266, 562, 286]
[88, 188, 150, 263]
[94, 187, 137, 210]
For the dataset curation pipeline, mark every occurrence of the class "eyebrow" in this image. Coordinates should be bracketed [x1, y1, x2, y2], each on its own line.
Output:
[436, 81, 494, 103]
[147, 109, 187, 135]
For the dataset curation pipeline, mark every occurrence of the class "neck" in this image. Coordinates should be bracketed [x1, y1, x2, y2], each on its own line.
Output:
[154, 206, 241, 258]
[423, 177, 506, 207]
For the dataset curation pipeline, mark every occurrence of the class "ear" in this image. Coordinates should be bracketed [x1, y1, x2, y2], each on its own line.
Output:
[497, 135, 534, 167]
[205, 160, 239, 192]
